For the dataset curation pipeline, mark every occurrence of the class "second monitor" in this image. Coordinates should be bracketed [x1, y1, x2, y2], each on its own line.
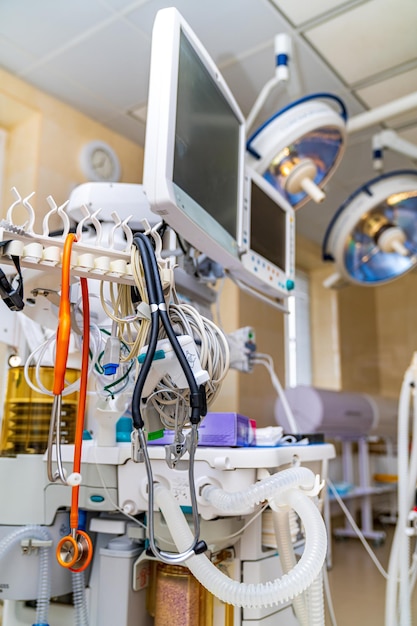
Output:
[231, 168, 295, 299]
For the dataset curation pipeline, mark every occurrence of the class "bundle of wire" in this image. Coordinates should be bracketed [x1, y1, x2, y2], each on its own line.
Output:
[22, 305, 134, 402]
[151, 301, 230, 430]
[99, 265, 150, 362]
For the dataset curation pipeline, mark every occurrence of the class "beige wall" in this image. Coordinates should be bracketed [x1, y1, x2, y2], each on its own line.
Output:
[375, 270, 417, 397]
[0, 68, 143, 231]
[0, 68, 145, 407]
[297, 232, 417, 401]
[237, 290, 285, 427]
[337, 285, 380, 393]
[210, 279, 285, 428]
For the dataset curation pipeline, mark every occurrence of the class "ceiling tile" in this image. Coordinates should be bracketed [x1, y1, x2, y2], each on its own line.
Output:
[127, 0, 290, 63]
[0, 0, 114, 59]
[23, 65, 122, 122]
[399, 125, 417, 145]
[26, 20, 151, 110]
[272, 0, 350, 26]
[105, 113, 146, 146]
[129, 104, 148, 124]
[357, 68, 417, 108]
[305, 0, 417, 85]
[356, 68, 417, 128]
[101, 0, 146, 11]
[222, 27, 366, 127]
[0, 36, 36, 74]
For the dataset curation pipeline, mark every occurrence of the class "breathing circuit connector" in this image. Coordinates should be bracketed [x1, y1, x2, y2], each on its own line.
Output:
[102, 335, 121, 375]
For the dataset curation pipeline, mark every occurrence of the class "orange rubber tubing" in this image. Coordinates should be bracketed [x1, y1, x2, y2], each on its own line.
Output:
[53, 233, 77, 396]
[70, 277, 90, 532]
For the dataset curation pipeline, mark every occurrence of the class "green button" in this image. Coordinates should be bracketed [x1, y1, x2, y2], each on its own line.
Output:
[286, 279, 295, 291]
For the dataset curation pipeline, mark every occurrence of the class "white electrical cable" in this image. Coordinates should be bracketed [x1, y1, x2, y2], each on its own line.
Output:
[143, 301, 230, 428]
[99, 279, 150, 361]
[92, 446, 147, 531]
[328, 476, 417, 591]
[327, 478, 391, 580]
[252, 353, 300, 433]
[23, 322, 102, 397]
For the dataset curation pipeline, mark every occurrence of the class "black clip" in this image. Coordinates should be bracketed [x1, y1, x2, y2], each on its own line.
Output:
[0, 248, 24, 312]
[190, 384, 207, 424]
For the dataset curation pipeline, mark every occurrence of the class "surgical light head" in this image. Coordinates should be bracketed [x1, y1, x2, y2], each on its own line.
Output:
[246, 93, 347, 210]
[322, 170, 417, 286]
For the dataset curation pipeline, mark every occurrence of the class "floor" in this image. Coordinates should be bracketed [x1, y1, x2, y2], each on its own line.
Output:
[325, 517, 417, 626]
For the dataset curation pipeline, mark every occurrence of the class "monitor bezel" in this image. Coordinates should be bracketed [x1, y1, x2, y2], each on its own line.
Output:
[232, 167, 295, 299]
[143, 7, 246, 271]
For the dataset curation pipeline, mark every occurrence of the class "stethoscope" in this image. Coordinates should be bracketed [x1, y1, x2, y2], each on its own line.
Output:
[48, 233, 93, 572]
[131, 232, 208, 564]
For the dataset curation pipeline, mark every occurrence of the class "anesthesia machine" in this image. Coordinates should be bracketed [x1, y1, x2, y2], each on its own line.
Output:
[0, 8, 342, 626]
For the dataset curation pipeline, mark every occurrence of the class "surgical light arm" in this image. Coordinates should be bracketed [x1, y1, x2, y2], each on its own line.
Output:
[245, 33, 292, 133]
[372, 129, 417, 171]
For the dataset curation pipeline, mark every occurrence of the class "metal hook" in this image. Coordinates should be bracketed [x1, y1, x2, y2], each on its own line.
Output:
[165, 430, 187, 469]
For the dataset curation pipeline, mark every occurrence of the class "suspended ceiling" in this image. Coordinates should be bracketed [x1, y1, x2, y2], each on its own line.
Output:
[0, 0, 416, 245]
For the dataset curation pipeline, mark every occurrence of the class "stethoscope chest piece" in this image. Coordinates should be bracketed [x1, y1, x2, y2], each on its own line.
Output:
[56, 530, 93, 572]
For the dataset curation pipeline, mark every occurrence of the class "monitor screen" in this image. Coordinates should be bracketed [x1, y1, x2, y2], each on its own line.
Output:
[233, 168, 295, 299]
[143, 8, 245, 270]
[250, 179, 287, 271]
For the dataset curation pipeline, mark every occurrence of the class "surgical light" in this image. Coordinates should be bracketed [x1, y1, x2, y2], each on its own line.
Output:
[246, 93, 347, 210]
[322, 170, 417, 286]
